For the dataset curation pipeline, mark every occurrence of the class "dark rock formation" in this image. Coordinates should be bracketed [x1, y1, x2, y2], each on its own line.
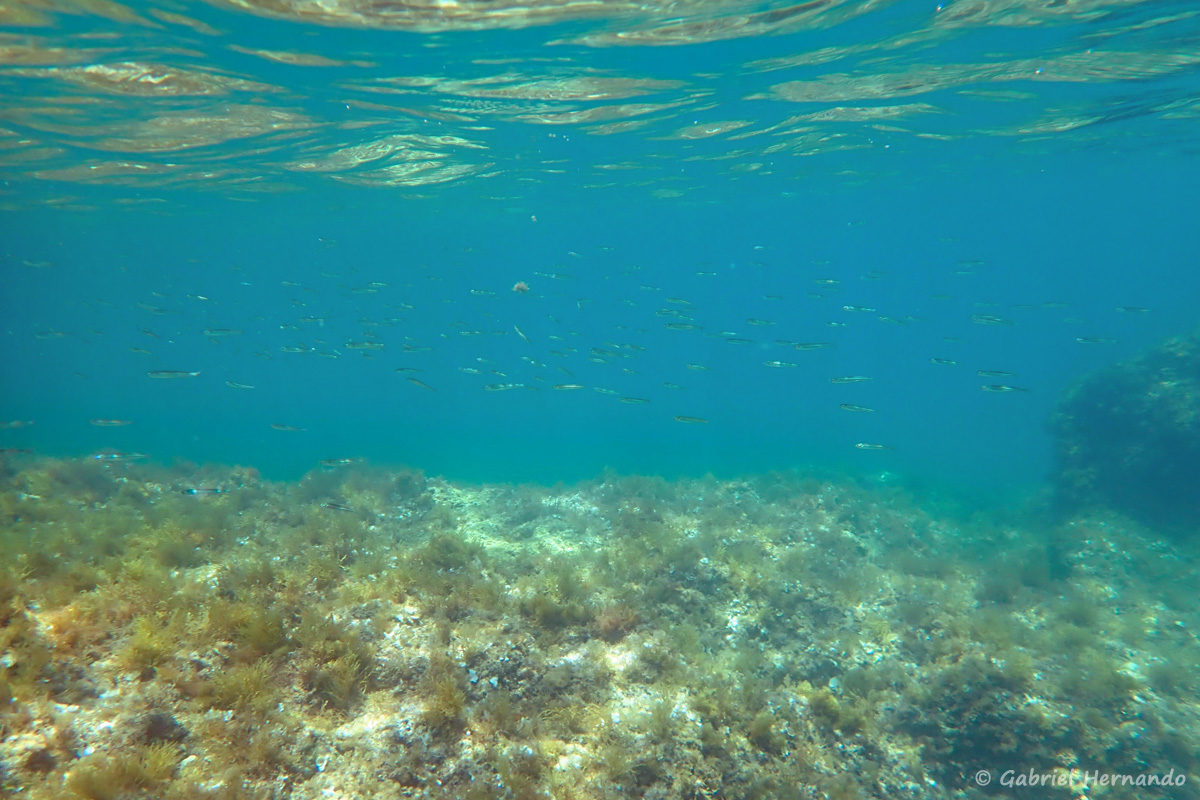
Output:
[1051, 333, 1200, 530]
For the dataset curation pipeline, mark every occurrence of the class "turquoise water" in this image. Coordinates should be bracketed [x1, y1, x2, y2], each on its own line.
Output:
[5, 6, 1200, 796]
[2, 0, 1199, 494]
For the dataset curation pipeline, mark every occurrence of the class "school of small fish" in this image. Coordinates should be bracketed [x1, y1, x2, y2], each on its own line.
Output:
[4, 244, 1150, 462]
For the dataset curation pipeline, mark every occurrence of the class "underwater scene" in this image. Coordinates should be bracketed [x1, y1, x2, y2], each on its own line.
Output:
[2, 0, 1200, 798]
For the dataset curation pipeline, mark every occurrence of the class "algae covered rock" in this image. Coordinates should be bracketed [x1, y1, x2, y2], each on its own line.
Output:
[1051, 332, 1200, 529]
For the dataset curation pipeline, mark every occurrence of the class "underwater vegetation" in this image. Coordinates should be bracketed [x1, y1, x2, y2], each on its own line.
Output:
[0, 454, 1198, 799]
[1052, 330, 1200, 531]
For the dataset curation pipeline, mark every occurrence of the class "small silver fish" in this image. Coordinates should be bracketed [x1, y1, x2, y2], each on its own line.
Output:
[971, 314, 1013, 326]
[91, 451, 147, 461]
[147, 370, 200, 378]
[320, 458, 363, 468]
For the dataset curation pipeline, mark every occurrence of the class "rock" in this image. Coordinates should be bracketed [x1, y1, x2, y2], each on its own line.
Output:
[1051, 332, 1200, 530]
[23, 747, 56, 774]
[138, 711, 189, 744]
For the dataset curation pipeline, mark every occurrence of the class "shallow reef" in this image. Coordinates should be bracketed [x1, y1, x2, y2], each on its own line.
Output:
[1052, 331, 1200, 531]
[0, 455, 1198, 799]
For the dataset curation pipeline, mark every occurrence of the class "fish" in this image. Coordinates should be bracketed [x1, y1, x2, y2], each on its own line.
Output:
[553, 384, 585, 390]
[763, 361, 797, 368]
[620, 397, 650, 405]
[147, 370, 200, 378]
[514, 324, 529, 343]
[673, 415, 709, 424]
[842, 305, 876, 313]
[203, 329, 242, 337]
[1075, 337, 1116, 344]
[270, 424, 305, 431]
[976, 370, 1015, 378]
[321, 501, 355, 513]
[746, 318, 775, 326]
[830, 376, 871, 384]
[930, 358, 958, 366]
[181, 487, 226, 495]
[225, 380, 255, 389]
[320, 458, 363, 468]
[839, 404, 875, 413]
[345, 341, 384, 350]
[484, 383, 525, 391]
[793, 342, 832, 350]
[971, 314, 1013, 326]
[407, 377, 435, 391]
[854, 443, 892, 451]
[90, 419, 132, 426]
[981, 384, 1029, 392]
[91, 451, 147, 461]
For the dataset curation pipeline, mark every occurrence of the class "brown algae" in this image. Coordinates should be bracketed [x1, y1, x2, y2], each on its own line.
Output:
[0, 454, 1197, 799]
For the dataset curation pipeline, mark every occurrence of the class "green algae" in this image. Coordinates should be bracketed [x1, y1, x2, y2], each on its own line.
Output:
[0, 455, 1198, 799]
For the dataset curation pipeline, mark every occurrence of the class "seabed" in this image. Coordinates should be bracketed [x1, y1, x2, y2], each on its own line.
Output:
[0, 455, 1197, 799]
